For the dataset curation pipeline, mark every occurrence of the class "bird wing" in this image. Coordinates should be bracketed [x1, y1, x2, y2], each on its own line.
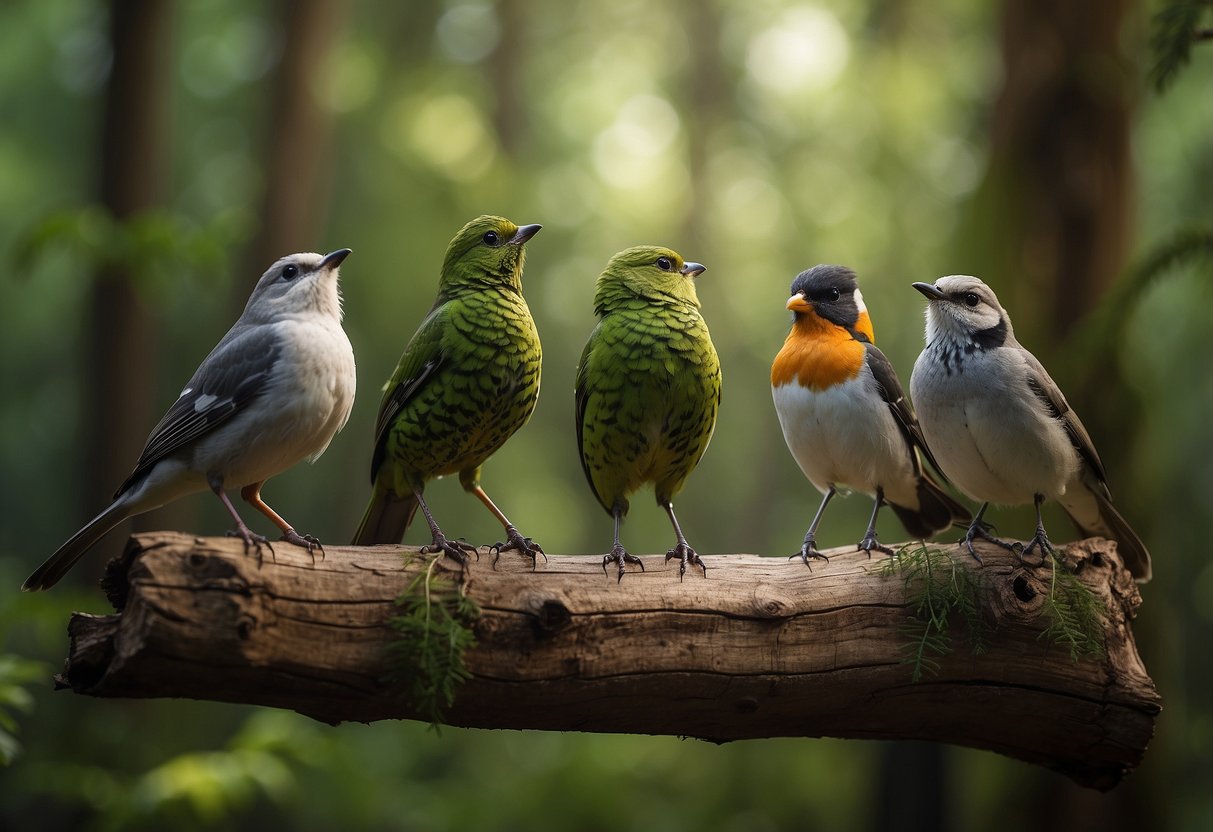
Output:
[1022, 353, 1109, 491]
[863, 342, 933, 478]
[368, 306, 447, 484]
[116, 324, 283, 498]
[573, 324, 608, 510]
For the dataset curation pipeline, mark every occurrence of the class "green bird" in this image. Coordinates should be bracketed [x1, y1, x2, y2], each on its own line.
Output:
[575, 246, 721, 581]
[353, 215, 544, 565]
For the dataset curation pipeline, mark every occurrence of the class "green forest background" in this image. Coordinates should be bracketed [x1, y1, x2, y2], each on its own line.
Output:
[0, 0, 1210, 829]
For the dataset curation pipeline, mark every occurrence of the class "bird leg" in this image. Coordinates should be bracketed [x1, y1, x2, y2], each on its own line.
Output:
[662, 502, 705, 580]
[241, 482, 323, 564]
[1016, 493, 1056, 565]
[414, 488, 478, 567]
[472, 485, 546, 569]
[603, 507, 644, 582]
[209, 477, 273, 564]
[857, 487, 896, 558]
[961, 502, 1017, 563]
[791, 487, 834, 568]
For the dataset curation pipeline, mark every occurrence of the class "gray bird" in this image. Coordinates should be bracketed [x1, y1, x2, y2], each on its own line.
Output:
[23, 249, 358, 591]
[908, 275, 1152, 582]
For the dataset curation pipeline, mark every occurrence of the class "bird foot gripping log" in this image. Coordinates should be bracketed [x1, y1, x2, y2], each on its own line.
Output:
[60, 532, 1159, 790]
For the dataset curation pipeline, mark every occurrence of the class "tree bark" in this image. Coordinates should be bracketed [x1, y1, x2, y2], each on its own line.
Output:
[59, 532, 1158, 791]
[83, 0, 173, 572]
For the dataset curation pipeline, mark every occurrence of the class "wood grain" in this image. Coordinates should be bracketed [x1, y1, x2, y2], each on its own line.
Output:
[59, 532, 1159, 790]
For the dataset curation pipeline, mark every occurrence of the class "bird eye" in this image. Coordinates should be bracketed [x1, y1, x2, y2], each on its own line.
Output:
[482, 230, 500, 246]
[827, 288, 840, 302]
[281, 264, 299, 281]
[656, 256, 673, 271]
[963, 292, 980, 308]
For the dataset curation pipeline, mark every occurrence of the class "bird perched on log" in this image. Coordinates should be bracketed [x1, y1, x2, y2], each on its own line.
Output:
[909, 275, 1152, 582]
[771, 264, 969, 566]
[23, 249, 357, 591]
[353, 215, 544, 567]
[575, 246, 721, 581]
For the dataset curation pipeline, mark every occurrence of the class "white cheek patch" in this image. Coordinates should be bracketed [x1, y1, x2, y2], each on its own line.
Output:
[194, 393, 218, 412]
[853, 288, 867, 314]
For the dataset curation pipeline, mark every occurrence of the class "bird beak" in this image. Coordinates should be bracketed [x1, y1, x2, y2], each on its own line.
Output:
[786, 292, 812, 313]
[510, 224, 542, 245]
[680, 262, 706, 278]
[320, 248, 352, 270]
[912, 282, 946, 301]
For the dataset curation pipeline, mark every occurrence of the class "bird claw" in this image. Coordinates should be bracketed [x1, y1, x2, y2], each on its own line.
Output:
[665, 542, 706, 581]
[422, 533, 479, 568]
[1018, 528, 1055, 566]
[789, 540, 829, 570]
[603, 544, 644, 583]
[857, 533, 895, 559]
[490, 525, 547, 570]
[281, 530, 325, 565]
[227, 526, 274, 565]
[961, 519, 1016, 564]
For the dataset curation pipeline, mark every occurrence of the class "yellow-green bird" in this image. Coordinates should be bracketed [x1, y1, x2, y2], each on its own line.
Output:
[575, 246, 721, 581]
[353, 215, 544, 566]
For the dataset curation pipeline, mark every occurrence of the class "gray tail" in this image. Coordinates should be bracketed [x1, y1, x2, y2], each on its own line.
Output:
[352, 485, 419, 545]
[24, 501, 133, 591]
[1067, 491, 1153, 583]
[890, 475, 972, 540]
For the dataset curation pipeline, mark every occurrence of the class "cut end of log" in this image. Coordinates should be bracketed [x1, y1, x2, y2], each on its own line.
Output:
[57, 532, 1160, 790]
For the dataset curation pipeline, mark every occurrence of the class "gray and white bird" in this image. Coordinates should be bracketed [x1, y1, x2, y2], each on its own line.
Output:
[771, 265, 969, 566]
[23, 249, 357, 591]
[909, 275, 1152, 582]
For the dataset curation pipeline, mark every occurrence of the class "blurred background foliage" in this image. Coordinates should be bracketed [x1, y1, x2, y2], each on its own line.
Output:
[0, 0, 1209, 829]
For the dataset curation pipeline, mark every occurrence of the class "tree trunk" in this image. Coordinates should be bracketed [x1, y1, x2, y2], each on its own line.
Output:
[59, 532, 1158, 791]
[236, 0, 346, 311]
[83, 0, 173, 574]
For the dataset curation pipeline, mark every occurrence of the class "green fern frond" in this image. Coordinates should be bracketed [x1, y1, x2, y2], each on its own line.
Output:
[1039, 553, 1106, 661]
[384, 557, 480, 727]
[880, 544, 990, 682]
[1148, 1, 1213, 93]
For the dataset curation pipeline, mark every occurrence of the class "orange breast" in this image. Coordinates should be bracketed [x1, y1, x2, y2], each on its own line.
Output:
[771, 310, 867, 390]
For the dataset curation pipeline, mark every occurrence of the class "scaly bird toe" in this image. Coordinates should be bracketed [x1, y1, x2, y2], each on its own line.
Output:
[491, 525, 547, 570]
[665, 542, 706, 581]
[1017, 527, 1055, 566]
[422, 532, 479, 568]
[603, 544, 644, 583]
[280, 530, 325, 564]
[857, 533, 896, 559]
[227, 525, 274, 565]
[789, 538, 830, 570]
[961, 518, 1017, 564]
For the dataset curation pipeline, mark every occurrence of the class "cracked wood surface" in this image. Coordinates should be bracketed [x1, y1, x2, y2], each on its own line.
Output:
[59, 532, 1159, 790]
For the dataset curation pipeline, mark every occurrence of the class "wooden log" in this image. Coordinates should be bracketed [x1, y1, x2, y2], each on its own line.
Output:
[58, 532, 1159, 790]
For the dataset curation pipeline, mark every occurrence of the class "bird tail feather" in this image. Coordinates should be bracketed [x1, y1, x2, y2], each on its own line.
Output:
[890, 475, 972, 541]
[352, 485, 419, 545]
[23, 501, 134, 591]
[1063, 490, 1152, 583]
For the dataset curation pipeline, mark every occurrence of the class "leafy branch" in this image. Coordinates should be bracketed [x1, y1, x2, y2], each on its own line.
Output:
[384, 557, 480, 726]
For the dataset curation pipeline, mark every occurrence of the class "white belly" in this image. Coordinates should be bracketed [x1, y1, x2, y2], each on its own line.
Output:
[910, 349, 1076, 505]
[772, 372, 918, 505]
[194, 318, 356, 488]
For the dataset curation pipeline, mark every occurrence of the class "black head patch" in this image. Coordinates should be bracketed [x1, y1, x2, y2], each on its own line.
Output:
[790, 264, 861, 328]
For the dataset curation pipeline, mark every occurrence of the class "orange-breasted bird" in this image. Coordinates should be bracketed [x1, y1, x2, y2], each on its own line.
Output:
[770, 264, 969, 565]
